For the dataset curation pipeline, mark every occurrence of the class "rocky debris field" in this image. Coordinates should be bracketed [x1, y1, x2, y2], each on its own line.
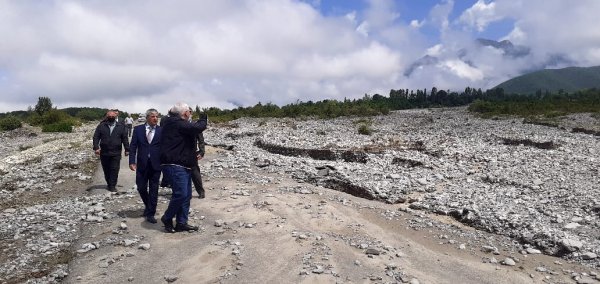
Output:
[205, 107, 600, 268]
[0, 108, 598, 284]
[0, 123, 107, 283]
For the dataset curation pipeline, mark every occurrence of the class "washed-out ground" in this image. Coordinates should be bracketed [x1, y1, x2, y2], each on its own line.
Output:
[65, 152, 596, 284]
[0, 107, 598, 284]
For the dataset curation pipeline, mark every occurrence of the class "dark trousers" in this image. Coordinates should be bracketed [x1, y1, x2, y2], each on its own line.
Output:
[136, 161, 161, 217]
[191, 163, 204, 196]
[100, 155, 121, 188]
[126, 125, 133, 137]
[161, 165, 192, 224]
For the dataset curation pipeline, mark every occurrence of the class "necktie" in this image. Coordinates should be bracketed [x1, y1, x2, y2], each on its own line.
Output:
[147, 127, 154, 143]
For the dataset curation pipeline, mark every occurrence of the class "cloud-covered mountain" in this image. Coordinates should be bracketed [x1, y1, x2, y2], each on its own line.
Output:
[403, 37, 576, 92]
[475, 38, 530, 58]
[405, 38, 531, 77]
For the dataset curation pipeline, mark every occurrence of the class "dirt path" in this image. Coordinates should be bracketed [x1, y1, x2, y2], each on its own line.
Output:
[65, 149, 597, 284]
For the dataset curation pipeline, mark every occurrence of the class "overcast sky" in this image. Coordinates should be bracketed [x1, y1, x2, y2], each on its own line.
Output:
[1, 0, 599, 114]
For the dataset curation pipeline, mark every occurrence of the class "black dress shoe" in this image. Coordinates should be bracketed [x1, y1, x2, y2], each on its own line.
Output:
[107, 186, 117, 192]
[146, 216, 157, 224]
[197, 190, 205, 199]
[160, 216, 175, 233]
[175, 223, 199, 232]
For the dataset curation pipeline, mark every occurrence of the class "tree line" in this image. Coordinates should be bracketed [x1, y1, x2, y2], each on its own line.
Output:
[468, 88, 600, 117]
[201, 87, 489, 122]
[0, 97, 132, 132]
[1, 86, 598, 132]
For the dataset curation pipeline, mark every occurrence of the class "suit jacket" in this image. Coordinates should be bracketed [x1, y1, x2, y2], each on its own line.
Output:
[93, 121, 130, 156]
[129, 124, 161, 171]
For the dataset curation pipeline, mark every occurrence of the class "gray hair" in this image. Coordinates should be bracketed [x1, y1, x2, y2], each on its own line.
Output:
[145, 108, 159, 118]
[170, 102, 190, 118]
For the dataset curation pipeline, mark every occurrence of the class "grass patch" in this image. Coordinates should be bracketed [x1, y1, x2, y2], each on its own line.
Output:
[522, 116, 560, 128]
[357, 124, 373, 135]
[352, 118, 372, 125]
[43, 138, 57, 143]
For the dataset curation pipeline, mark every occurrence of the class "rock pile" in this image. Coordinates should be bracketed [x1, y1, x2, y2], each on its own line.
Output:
[1, 108, 598, 283]
[0, 123, 122, 283]
[203, 107, 600, 268]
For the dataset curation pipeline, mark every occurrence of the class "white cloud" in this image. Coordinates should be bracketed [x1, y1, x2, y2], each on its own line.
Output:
[458, 0, 500, 32]
[364, 0, 400, 30]
[410, 20, 423, 28]
[292, 42, 401, 79]
[426, 44, 444, 57]
[429, 0, 454, 32]
[441, 60, 484, 81]
[0, 0, 600, 114]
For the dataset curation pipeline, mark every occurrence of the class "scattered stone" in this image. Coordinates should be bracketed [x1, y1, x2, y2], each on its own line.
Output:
[564, 222, 581, 230]
[560, 239, 584, 252]
[525, 248, 542, 254]
[581, 252, 597, 260]
[138, 243, 151, 250]
[481, 246, 499, 254]
[502, 258, 516, 266]
[312, 266, 325, 274]
[365, 248, 381, 255]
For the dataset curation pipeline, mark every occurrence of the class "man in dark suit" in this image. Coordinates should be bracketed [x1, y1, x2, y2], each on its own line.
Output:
[93, 110, 129, 192]
[128, 109, 161, 223]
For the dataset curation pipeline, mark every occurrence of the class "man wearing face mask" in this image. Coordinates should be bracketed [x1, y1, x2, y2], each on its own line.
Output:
[93, 110, 130, 192]
[159, 102, 207, 233]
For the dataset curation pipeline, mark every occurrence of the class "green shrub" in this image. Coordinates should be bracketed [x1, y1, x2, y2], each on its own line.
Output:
[27, 109, 77, 126]
[358, 123, 372, 135]
[42, 109, 72, 125]
[25, 113, 44, 126]
[76, 109, 103, 121]
[468, 100, 495, 114]
[353, 118, 371, 125]
[543, 111, 567, 118]
[42, 122, 73, 133]
[0, 116, 22, 131]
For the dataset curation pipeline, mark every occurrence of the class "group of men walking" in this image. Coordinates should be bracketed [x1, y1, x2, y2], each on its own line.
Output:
[92, 103, 207, 233]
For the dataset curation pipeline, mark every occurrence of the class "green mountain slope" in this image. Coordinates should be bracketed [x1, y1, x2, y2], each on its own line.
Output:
[494, 66, 600, 94]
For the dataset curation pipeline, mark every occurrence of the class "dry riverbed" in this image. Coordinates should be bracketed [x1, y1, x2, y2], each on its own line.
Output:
[0, 107, 598, 284]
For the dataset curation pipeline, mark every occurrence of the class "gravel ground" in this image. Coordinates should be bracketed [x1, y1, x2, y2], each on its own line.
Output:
[0, 108, 598, 283]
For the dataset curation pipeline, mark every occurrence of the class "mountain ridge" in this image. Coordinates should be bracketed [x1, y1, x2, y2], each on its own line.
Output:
[493, 65, 600, 94]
